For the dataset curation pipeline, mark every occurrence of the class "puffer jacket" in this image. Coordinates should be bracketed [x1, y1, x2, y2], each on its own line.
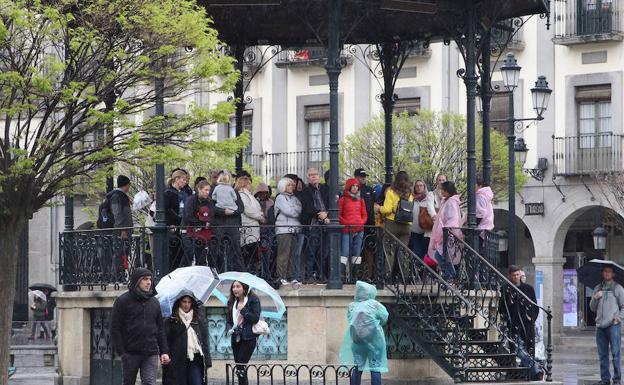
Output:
[274, 192, 302, 234]
[338, 178, 368, 233]
[239, 188, 265, 246]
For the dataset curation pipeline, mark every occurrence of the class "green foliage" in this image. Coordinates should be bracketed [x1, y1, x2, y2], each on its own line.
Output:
[341, 111, 527, 199]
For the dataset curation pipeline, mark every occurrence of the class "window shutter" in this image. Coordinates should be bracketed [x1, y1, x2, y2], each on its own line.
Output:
[394, 98, 421, 115]
[575, 84, 611, 102]
[305, 105, 330, 121]
[490, 91, 511, 133]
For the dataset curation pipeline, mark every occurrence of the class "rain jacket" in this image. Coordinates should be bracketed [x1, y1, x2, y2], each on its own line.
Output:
[476, 186, 494, 231]
[590, 281, 624, 328]
[338, 178, 368, 234]
[339, 281, 389, 373]
[111, 268, 169, 356]
[274, 192, 302, 235]
[428, 194, 463, 262]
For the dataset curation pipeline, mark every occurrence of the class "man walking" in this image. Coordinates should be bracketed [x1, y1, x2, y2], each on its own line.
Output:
[112, 268, 170, 385]
[499, 265, 539, 356]
[590, 265, 624, 385]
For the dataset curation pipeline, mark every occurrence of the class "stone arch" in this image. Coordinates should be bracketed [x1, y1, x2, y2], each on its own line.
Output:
[493, 208, 536, 273]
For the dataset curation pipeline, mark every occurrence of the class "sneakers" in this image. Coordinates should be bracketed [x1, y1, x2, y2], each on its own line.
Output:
[279, 279, 289, 286]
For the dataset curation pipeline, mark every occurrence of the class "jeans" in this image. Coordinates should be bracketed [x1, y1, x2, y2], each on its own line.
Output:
[187, 354, 204, 385]
[341, 231, 364, 258]
[351, 370, 382, 385]
[434, 250, 455, 280]
[121, 353, 159, 385]
[232, 337, 257, 385]
[597, 322, 622, 383]
[293, 232, 306, 281]
[305, 226, 327, 280]
[408, 232, 428, 258]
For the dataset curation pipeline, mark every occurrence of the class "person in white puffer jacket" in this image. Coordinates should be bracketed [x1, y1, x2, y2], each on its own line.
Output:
[274, 177, 302, 284]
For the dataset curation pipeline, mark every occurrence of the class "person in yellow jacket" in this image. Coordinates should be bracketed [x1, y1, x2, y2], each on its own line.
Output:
[374, 171, 414, 274]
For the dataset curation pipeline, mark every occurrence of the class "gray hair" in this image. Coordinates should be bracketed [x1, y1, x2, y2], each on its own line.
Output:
[277, 177, 294, 194]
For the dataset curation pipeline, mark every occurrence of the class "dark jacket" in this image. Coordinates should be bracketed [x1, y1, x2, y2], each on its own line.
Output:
[109, 189, 133, 228]
[226, 294, 261, 341]
[360, 184, 375, 226]
[212, 190, 244, 227]
[182, 194, 214, 242]
[163, 312, 212, 385]
[164, 187, 183, 226]
[298, 183, 330, 225]
[111, 268, 169, 356]
[498, 282, 539, 333]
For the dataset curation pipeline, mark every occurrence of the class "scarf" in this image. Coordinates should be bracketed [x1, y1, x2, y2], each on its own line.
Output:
[178, 309, 203, 360]
[233, 296, 248, 327]
[348, 191, 361, 200]
[603, 281, 616, 291]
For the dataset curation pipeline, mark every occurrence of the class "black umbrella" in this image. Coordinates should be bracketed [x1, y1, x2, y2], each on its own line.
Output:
[577, 259, 624, 289]
[29, 283, 57, 292]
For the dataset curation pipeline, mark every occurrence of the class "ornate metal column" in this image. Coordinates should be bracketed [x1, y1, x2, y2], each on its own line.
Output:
[233, 45, 246, 175]
[480, 35, 492, 186]
[464, 7, 478, 234]
[152, 69, 168, 280]
[507, 92, 516, 265]
[326, 0, 343, 290]
[380, 43, 396, 185]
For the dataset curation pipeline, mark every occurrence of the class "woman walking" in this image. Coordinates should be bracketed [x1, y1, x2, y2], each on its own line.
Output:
[274, 177, 303, 284]
[226, 281, 261, 385]
[340, 281, 388, 385]
[163, 295, 211, 385]
[428, 181, 463, 280]
[408, 180, 436, 258]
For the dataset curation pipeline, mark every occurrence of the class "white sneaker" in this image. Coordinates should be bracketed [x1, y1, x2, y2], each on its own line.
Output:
[340, 256, 348, 264]
[280, 279, 289, 286]
[291, 279, 301, 285]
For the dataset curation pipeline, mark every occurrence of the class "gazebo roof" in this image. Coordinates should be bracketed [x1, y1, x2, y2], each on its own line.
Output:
[201, 0, 549, 46]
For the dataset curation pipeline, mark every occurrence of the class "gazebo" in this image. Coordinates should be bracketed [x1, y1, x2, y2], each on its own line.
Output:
[188, 0, 550, 289]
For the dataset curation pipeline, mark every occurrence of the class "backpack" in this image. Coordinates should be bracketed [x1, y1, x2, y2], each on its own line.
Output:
[350, 309, 377, 343]
[394, 198, 414, 224]
[266, 205, 281, 226]
[96, 190, 122, 229]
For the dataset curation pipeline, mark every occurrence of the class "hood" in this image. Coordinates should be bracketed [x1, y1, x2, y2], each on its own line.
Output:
[344, 178, 360, 194]
[354, 280, 377, 302]
[254, 183, 270, 194]
[476, 186, 493, 201]
[128, 268, 154, 291]
[446, 194, 462, 205]
[105, 188, 124, 199]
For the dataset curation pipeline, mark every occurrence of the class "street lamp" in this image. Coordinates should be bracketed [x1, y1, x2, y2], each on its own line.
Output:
[490, 52, 551, 266]
[593, 226, 608, 251]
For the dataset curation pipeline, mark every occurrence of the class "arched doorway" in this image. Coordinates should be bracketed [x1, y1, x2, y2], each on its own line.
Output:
[493, 209, 536, 278]
[555, 205, 624, 328]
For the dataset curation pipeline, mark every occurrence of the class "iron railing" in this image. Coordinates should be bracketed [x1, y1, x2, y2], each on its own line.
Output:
[244, 150, 328, 186]
[553, 133, 624, 175]
[554, 0, 622, 39]
[59, 225, 383, 289]
[275, 47, 351, 67]
[225, 363, 354, 385]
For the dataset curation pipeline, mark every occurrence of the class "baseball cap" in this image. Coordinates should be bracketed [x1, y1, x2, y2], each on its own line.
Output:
[354, 168, 368, 177]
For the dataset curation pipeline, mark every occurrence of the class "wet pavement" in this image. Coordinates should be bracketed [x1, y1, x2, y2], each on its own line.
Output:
[552, 330, 604, 385]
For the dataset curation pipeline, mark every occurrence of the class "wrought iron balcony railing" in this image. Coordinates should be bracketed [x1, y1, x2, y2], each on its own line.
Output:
[553, 133, 624, 176]
[553, 0, 623, 43]
[274, 47, 352, 68]
[243, 150, 328, 186]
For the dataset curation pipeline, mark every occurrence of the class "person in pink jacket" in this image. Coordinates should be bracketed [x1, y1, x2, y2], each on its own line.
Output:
[427, 181, 463, 280]
[476, 178, 494, 233]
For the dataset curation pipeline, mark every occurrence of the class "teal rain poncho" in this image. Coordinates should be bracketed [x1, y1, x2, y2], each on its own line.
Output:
[339, 281, 389, 373]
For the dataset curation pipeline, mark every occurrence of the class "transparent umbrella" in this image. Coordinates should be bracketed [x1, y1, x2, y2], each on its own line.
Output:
[29, 290, 46, 302]
[155, 266, 220, 317]
[212, 271, 285, 319]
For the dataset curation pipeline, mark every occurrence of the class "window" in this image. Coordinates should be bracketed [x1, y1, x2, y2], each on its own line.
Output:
[576, 85, 612, 148]
[305, 105, 330, 164]
[490, 91, 511, 134]
[394, 97, 421, 116]
[228, 112, 253, 153]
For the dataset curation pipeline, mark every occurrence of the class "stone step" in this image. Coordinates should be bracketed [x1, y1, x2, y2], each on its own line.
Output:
[10, 345, 57, 369]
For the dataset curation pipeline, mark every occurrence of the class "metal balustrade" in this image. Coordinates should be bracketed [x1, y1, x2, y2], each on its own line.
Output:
[243, 150, 328, 186]
[554, 0, 622, 39]
[553, 133, 624, 175]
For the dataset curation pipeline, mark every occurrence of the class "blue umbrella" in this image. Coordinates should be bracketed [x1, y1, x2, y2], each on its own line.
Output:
[156, 266, 220, 317]
[212, 272, 285, 319]
[577, 259, 624, 289]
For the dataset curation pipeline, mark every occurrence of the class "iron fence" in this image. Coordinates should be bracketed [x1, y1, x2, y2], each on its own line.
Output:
[554, 0, 622, 38]
[553, 133, 624, 175]
[244, 150, 328, 186]
[59, 225, 383, 289]
[225, 363, 354, 385]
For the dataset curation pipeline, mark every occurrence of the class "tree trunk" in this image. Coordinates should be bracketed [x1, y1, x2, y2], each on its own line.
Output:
[0, 219, 23, 385]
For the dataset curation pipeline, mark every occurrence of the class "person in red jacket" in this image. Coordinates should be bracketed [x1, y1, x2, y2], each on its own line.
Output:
[339, 178, 368, 265]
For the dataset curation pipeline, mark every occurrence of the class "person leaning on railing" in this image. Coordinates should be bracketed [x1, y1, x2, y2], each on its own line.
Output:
[211, 171, 245, 272]
[165, 170, 191, 271]
[236, 171, 265, 272]
[181, 180, 214, 267]
[274, 177, 303, 285]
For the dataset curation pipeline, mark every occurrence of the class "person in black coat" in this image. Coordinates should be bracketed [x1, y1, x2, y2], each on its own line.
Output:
[165, 170, 191, 271]
[111, 268, 169, 385]
[163, 295, 212, 385]
[226, 281, 261, 385]
[498, 265, 539, 357]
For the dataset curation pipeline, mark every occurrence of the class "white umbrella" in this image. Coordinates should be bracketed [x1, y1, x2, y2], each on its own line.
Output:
[133, 190, 152, 211]
[212, 271, 285, 319]
[29, 290, 46, 302]
[156, 266, 220, 317]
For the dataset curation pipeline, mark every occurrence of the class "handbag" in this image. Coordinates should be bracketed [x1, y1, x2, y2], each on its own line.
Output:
[394, 198, 414, 224]
[418, 207, 434, 230]
[252, 319, 270, 336]
[423, 254, 438, 268]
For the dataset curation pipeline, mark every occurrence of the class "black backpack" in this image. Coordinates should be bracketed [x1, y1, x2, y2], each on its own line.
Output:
[96, 191, 118, 229]
[394, 198, 414, 224]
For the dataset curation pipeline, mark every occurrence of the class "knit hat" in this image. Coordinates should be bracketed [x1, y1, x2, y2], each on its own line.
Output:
[254, 183, 270, 195]
[117, 175, 130, 188]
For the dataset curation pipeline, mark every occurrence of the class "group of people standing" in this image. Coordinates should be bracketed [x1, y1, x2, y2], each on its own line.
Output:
[112, 268, 262, 385]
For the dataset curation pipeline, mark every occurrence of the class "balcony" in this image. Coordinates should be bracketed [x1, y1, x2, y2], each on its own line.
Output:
[274, 47, 352, 68]
[553, 133, 624, 175]
[491, 19, 525, 51]
[244, 150, 328, 185]
[553, 0, 623, 45]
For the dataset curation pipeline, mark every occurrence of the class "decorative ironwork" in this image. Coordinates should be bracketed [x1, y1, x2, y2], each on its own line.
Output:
[385, 314, 427, 359]
[207, 307, 288, 360]
[90, 309, 121, 385]
[59, 225, 383, 288]
[225, 363, 354, 385]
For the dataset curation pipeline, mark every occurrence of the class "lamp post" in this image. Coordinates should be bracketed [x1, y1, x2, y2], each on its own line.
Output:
[482, 53, 552, 266]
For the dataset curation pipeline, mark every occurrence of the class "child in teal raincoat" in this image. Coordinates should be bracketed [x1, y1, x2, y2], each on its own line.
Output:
[340, 281, 389, 385]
